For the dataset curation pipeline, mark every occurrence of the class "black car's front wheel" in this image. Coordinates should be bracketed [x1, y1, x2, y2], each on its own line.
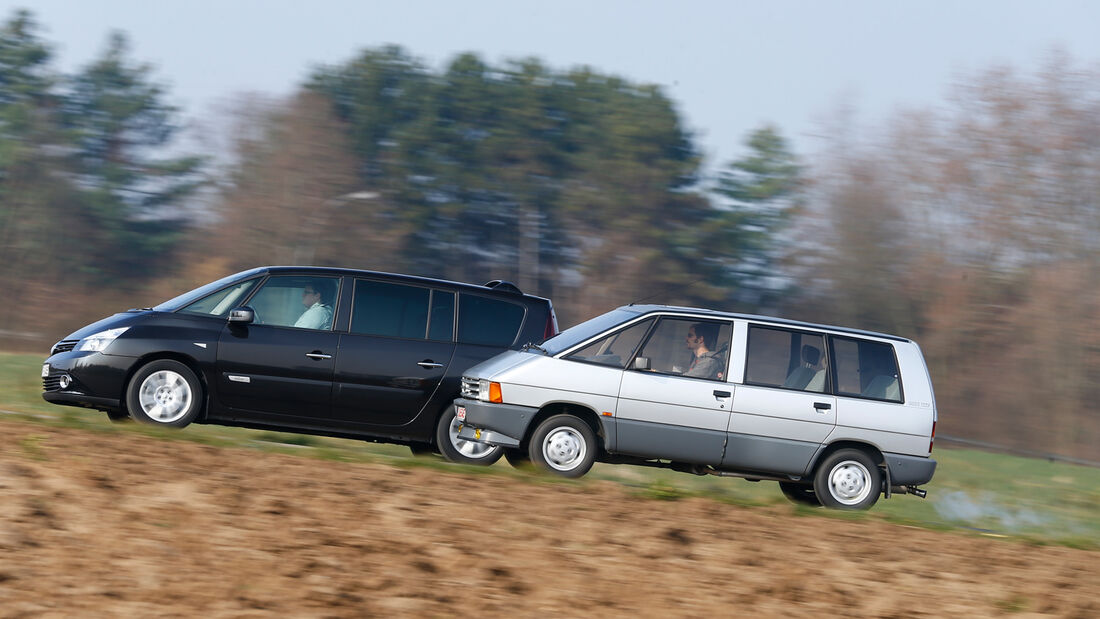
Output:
[435, 407, 503, 466]
[125, 359, 203, 428]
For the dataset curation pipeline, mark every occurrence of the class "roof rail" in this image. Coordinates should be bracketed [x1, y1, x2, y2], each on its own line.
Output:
[484, 280, 523, 294]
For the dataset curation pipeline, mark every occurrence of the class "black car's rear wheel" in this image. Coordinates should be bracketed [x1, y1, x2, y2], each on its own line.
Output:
[125, 360, 202, 428]
[435, 407, 503, 465]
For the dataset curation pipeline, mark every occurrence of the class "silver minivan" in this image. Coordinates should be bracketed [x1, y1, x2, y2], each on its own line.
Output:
[452, 305, 937, 510]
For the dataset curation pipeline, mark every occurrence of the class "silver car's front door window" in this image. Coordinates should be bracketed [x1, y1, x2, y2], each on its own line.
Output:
[613, 317, 733, 464]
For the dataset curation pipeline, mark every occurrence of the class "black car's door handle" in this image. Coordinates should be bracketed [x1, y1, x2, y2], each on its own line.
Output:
[713, 390, 731, 398]
[814, 402, 832, 411]
[417, 361, 444, 369]
[305, 351, 332, 360]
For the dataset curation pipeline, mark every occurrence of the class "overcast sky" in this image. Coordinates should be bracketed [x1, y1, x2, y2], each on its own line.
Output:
[6, 0, 1100, 167]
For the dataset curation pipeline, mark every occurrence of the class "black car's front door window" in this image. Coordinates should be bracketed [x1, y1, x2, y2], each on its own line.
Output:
[246, 276, 341, 330]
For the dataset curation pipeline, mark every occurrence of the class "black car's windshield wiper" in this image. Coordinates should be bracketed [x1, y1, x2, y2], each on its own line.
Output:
[522, 342, 549, 355]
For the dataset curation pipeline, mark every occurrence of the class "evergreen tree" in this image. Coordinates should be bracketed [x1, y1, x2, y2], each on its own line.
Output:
[710, 126, 803, 308]
[61, 31, 203, 278]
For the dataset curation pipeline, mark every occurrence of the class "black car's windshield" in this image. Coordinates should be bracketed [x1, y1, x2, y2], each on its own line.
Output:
[541, 308, 643, 355]
[153, 269, 263, 312]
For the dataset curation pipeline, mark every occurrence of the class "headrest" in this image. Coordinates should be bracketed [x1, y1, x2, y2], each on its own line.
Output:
[801, 345, 821, 366]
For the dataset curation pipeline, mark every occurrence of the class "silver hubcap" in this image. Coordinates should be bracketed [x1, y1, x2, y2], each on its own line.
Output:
[448, 417, 500, 460]
[542, 427, 587, 471]
[828, 460, 873, 505]
[138, 370, 192, 423]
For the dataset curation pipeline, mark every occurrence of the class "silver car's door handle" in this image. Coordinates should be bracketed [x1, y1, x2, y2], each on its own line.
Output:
[417, 361, 444, 369]
[305, 352, 332, 360]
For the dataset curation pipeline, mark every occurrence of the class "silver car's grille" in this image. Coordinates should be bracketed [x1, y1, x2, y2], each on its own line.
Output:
[461, 377, 480, 399]
[51, 340, 78, 355]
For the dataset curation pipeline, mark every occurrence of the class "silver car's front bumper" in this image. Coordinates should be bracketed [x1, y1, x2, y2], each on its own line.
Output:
[453, 398, 538, 448]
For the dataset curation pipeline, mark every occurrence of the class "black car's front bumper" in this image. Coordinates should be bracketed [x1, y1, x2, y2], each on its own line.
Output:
[41, 351, 136, 413]
[453, 397, 538, 448]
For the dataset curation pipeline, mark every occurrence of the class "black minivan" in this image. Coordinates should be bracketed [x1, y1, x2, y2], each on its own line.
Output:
[41, 266, 558, 464]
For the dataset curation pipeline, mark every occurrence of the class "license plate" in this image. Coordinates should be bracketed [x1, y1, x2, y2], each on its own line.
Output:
[455, 405, 466, 422]
[41, 363, 50, 378]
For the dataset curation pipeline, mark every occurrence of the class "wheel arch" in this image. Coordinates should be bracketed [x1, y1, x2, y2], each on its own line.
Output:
[807, 440, 885, 476]
[121, 352, 210, 420]
[525, 402, 607, 453]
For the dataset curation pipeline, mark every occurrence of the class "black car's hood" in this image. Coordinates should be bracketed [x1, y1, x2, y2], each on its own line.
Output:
[62, 310, 155, 342]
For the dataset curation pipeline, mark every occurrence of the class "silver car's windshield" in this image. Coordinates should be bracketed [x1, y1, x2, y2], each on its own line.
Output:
[153, 269, 263, 312]
[541, 308, 643, 355]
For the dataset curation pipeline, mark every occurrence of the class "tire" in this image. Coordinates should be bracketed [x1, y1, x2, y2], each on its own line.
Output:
[105, 409, 132, 423]
[125, 359, 203, 428]
[435, 406, 503, 466]
[812, 448, 882, 510]
[503, 447, 530, 469]
[528, 414, 597, 478]
[408, 442, 438, 456]
[778, 481, 821, 506]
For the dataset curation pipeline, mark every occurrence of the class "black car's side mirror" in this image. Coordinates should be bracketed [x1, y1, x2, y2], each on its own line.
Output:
[228, 306, 255, 324]
[633, 357, 650, 370]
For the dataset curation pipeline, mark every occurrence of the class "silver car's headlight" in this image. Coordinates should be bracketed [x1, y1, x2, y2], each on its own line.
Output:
[76, 327, 130, 352]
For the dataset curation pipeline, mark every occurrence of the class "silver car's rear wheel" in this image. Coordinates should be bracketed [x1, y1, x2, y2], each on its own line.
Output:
[812, 448, 882, 510]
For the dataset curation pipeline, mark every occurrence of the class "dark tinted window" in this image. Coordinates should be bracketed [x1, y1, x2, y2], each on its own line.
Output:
[458, 294, 525, 347]
[745, 326, 828, 393]
[351, 280, 429, 339]
[831, 336, 903, 402]
[565, 318, 654, 368]
[428, 290, 455, 341]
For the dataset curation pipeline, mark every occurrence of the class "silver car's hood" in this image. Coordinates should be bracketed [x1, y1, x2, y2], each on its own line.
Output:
[464, 349, 543, 379]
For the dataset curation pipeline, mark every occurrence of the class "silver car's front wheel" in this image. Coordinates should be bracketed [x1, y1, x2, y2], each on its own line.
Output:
[126, 360, 202, 428]
[529, 414, 597, 478]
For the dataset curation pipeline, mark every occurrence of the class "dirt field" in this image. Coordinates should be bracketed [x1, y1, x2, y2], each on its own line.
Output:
[0, 421, 1096, 618]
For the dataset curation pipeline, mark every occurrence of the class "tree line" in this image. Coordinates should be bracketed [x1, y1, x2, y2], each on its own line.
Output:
[0, 10, 1095, 458]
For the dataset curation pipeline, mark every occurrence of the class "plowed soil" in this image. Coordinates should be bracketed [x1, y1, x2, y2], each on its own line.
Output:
[0, 420, 1096, 618]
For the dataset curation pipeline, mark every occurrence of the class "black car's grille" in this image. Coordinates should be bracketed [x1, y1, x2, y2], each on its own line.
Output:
[51, 340, 78, 355]
[43, 374, 62, 392]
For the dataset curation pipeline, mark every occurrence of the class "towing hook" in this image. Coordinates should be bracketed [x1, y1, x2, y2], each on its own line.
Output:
[907, 486, 928, 499]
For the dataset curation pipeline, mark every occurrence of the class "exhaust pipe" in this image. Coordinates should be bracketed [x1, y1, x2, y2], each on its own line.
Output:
[907, 486, 927, 499]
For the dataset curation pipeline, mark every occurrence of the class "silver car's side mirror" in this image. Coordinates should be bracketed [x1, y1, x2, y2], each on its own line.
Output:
[228, 306, 255, 324]
[633, 357, 650, 370]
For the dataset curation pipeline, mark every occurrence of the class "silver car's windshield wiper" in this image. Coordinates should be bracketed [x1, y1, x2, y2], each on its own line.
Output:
[522, 342, 549, 355]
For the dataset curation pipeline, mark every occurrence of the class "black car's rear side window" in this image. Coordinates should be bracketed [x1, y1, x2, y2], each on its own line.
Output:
[458, 294, 525, 347]
[351, 280, 430, 339]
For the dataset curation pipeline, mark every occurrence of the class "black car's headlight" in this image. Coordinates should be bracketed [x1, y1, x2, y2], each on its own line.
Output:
[76, 327, 130, 353]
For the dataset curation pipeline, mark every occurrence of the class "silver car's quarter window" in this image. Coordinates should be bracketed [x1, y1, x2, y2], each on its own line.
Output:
[633, 317, 732, 381]
[247, 275, 340, 331]
[178, 278, 260, 316]
[745, 326, 828, 393]
[351, 280, 430, 339]
[830, 336, 903, 402]
[564, 318, 654, 368]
